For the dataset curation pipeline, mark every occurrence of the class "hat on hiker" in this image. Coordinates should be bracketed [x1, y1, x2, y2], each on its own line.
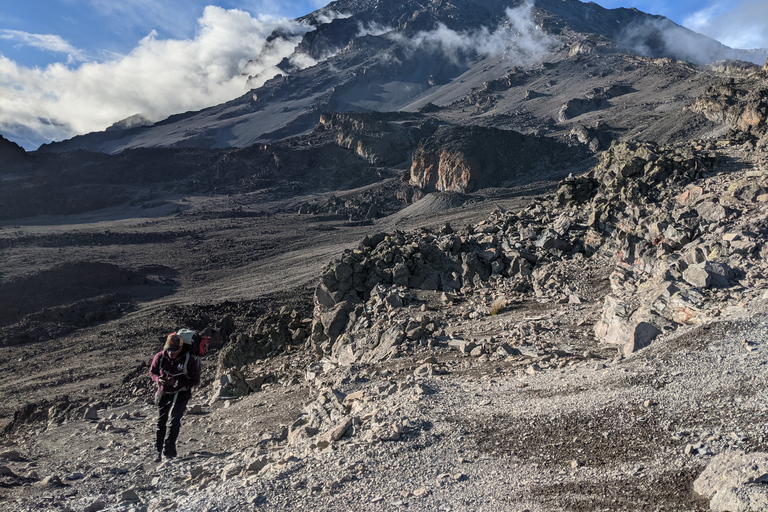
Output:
[164, 334, 183, 351]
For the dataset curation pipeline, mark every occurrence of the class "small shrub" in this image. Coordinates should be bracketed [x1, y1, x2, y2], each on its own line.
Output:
[489, 297, 506, 316]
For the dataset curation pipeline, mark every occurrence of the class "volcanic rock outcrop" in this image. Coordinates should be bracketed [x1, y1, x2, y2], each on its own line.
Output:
[689, 79, 768, 141]
[318, 112, 439, 166]
[409, 125, 586, 193]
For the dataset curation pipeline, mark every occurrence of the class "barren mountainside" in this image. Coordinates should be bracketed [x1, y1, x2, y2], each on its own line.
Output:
[2, 0, 768, 511]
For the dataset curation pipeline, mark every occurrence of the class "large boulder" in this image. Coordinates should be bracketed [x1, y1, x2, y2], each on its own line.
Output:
[329, 324, 406, 365]
[594, 295, 663, 356]
[682, 261, 734, 288]
[694, 450, 768, 511]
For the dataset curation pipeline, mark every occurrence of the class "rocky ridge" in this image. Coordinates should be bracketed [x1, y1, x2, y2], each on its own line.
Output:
[308, 137, 767, 361]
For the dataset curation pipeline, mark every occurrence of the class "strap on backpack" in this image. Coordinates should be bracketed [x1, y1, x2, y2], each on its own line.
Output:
[159, 352, 190, 378]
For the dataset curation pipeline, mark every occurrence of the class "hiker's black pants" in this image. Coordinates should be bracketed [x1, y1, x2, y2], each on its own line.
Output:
[156, 389, 191, 456]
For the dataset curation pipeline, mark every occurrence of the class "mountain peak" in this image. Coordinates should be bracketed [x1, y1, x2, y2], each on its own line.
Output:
[36, 0, 767, 155]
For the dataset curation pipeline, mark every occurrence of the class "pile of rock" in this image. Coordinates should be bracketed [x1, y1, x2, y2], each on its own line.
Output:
[287, 371, 426, 452]
[205, 309, 318, 402]
[295, 183, 406, 222]
[212, 368, 276, 401]
[310, 138, 768, 360]
[563, 141, 768, 355]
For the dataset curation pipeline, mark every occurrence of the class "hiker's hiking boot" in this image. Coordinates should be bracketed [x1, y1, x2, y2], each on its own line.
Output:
[154, 452, 162, 463]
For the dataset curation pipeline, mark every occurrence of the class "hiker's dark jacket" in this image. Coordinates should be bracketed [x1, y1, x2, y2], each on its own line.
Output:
[149, 349, 201, 395]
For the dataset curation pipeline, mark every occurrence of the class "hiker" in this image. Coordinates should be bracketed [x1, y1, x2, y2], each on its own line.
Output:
[149, 333, 201, 462]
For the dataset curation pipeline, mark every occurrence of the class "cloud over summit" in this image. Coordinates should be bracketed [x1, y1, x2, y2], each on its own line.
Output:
[389, 3, 557, 66]
[684, 0, 768, 50]
[0, 6, 314, 149]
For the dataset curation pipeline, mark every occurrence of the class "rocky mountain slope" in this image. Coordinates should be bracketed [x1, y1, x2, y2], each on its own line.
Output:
[34, 0, 766, 155]
[2, 0, 768, 511]
[4, 0, 764, 228]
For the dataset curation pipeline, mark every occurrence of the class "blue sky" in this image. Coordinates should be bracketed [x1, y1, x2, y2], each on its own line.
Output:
[1, 0, 767, 149]
[0, 1, 326, 69]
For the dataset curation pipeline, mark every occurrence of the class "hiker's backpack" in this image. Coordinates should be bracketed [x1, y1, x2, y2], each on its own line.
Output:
[174, 328, 210, 357]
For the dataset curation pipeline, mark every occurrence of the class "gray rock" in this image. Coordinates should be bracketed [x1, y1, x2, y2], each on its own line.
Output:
[83, 501, 106, 512]
[506, 257, 533, 277]
[244, 456, 269, 475]
[696, 201, 730, 222]
[315, 283, 337, 307]
[414, 363, 433, 377]
[320, 301, 352, 341]
[683, 262, 733, 289]
[478, 248, 499, 263]
[83, 405, 99, 421]
[317, 418, 353, 448]
[535, 229, 572, 251]
[0, 450, 24, 462]
[120, 489, 141, 502]
[496, 343, 519, 357]
[694, 450, 768, 511]
[469, 345, 486, 357]
[370, 325, 405, 363]
[221, 462, 244, 481]
[526, 364, 541, 375]
[40, 475, 64, 487]
[448, 339, 477, 354]
[682, 265, 711, 288]
[334, 262, 354, 283]
[392, 263, 410, 287]
[595, 296, 662, 355]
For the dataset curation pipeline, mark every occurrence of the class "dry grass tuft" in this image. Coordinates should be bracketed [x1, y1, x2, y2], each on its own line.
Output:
[489, 297, 506, 316]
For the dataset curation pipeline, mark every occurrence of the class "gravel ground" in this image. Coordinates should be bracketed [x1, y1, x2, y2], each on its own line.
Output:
[3, 300, 766, 512]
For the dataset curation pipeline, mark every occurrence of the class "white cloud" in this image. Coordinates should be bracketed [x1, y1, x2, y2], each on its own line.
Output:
[315, 10, 352, 25]
[388, 2, 557, 66]
[0, 6, 315, 149]
[683, 0, 768, 50]
[357, 21, 393, 38]
[0, 29, 85, 63]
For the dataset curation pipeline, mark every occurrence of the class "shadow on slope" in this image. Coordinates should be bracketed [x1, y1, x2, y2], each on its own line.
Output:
[0, 262, 179, 346]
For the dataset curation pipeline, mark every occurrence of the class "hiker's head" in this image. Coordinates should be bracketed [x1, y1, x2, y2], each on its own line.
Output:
[165, 334, 183, 355]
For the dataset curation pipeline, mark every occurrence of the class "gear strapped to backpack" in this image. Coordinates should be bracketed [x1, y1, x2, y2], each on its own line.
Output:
[174, 328, 210, 357]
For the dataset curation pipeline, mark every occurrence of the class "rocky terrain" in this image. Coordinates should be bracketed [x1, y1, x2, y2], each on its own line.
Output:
[3, 126, 768, 510]
[3, 0, 768, 511]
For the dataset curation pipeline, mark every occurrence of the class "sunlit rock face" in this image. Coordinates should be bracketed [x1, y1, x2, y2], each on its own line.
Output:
[409, 125, 585, 193]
